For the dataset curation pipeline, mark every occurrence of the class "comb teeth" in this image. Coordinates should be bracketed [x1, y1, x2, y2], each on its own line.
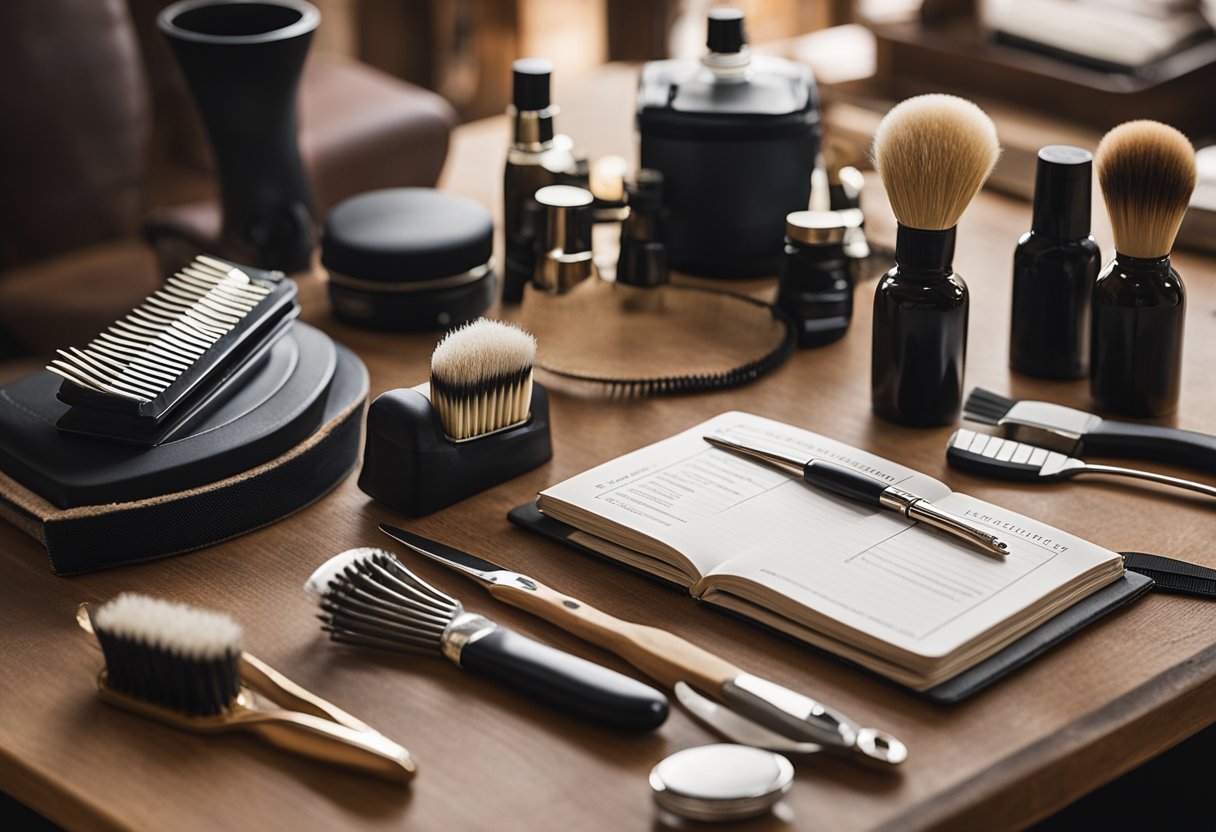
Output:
[951, 428, 1043, 464]
[46, 256, 271, 403]
[962, 388, 1017, 426]
[312, 550, 463, 657]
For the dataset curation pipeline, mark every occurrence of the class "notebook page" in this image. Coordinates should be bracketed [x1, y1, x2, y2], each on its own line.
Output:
[700, 489, 1121, 660]
[539, 411, 949, 577]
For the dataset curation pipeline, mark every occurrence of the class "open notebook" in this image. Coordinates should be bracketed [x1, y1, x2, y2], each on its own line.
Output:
[533, 412, 1125, 691]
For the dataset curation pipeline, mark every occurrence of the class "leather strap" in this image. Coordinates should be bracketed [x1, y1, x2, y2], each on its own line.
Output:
[1121, 552, 1216, 599]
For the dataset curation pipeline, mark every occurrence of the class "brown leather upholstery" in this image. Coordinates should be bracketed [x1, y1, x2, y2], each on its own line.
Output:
[300, 54, 455, 211]
[0, 241, 160, 358]
[0, 0, 150, 268]
[0, 1, 456, 357]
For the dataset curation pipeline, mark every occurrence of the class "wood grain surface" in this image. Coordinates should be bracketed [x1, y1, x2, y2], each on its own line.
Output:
[0, 65, 1213, 832]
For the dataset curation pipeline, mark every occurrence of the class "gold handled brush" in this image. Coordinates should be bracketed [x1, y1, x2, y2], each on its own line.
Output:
[77, 593, 416, 783]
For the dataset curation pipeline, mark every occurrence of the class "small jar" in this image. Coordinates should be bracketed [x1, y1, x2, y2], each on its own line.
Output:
[776, 209, 860, 348]
[322, 188, 496, 330]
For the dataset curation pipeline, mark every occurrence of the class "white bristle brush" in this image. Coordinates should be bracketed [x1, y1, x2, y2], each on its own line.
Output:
[868, 93, 1000, 427]
[430, 319, 537, 441]
[79, 592, 415, 782]
[872, 93, 1001, 232]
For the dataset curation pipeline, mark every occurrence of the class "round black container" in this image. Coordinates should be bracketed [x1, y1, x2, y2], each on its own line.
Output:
[159, 0, 319, 272]
[637, 9, 819, 278]
[776, 210, 859, 348]
[322, 188, 496, 330]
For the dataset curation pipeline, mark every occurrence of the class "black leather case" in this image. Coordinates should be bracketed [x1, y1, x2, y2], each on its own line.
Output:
[507, 501, 1154, 704]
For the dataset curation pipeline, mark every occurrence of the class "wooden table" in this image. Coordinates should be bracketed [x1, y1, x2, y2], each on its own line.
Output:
[1, 65, 1214, 832]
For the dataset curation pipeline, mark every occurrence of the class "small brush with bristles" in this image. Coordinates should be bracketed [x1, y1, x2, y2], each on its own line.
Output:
[1091, 120, 1196, 417]
[869, 94, 1000, 426]
[429, 319, 536, 441]
[80, 592, 416, 782]
[305, 548, 670, 730]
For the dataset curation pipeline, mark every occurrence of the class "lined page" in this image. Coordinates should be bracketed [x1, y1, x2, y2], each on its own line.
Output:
[540, 411, 1120, 659]
[540, 411, 949, 577]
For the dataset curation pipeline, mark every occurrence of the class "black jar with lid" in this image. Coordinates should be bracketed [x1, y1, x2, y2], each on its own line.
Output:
[776, 210, 859, 347]
[322, 188, 496, 330]
[637, 7, 819, 278]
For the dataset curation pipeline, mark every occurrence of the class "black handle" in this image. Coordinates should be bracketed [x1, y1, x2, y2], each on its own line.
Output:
[459, 628, 669, 731]
[803, 460, 889, 505]
[1086, 421, 1216, 475]
[945, 446, 1044, 482]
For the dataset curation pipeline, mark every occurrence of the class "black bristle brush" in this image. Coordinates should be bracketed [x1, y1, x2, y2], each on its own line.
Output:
[79, 593, 415, 782]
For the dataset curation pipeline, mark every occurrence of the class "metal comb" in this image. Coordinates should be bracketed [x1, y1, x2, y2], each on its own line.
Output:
[948, 428, 1216, 500]
[48, 255, 299, 445]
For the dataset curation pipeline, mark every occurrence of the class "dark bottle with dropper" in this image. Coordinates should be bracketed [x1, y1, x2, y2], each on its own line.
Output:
[502, 58, 578, 303]
[871, 227, 968, 426]
[1009, 146, 1101, 379]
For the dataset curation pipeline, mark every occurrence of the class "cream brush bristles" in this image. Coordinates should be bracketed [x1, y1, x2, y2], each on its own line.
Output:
[1095, 120, 1196, 259]
[872, 94, 1000, 231]
[430, 319, 537, 441]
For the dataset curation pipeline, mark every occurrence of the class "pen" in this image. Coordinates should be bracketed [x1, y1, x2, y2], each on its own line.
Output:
[704, 435, 1009, 559]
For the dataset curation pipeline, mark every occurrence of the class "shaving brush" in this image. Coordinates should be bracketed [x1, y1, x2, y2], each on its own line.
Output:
[358, 318, 552, 516]
[1091, 120, 1197, 417]
[869, 94, 1000, 426]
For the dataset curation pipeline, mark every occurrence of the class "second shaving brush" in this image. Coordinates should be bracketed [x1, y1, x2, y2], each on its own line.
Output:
[870, 95, 1000, 426]
[358, 319, 552, 516]
[1091, 121, 1197, 417]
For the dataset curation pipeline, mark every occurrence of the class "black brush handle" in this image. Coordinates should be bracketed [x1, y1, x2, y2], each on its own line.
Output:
[459, 628, 669, 731]
[803, 460, 889, 505]
[1086, 421, 1216, 474]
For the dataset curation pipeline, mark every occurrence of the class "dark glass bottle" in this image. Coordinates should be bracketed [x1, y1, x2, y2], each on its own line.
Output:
[1010, 146, 1101, 379]
[617, 170, 668, 288]
[502, 59, 578, 303]
[776, 210, 858, 347]
[871, 226, 968, 426]
[1090, 254, 1185, 417]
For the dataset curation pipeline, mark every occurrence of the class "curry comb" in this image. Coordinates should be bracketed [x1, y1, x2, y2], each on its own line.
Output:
[47, 255, 299, 445]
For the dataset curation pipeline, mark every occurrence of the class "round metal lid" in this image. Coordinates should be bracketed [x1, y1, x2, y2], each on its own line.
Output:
[649, 744, 794, 823]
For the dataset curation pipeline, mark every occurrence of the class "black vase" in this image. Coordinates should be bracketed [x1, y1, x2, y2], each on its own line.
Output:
[159, 0, 320, 272]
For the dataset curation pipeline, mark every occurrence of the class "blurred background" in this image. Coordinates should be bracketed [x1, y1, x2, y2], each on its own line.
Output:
[2, 0, 1214, 359]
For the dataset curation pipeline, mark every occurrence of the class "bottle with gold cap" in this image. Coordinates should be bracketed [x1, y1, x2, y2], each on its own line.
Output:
[776, 209, 861, 347]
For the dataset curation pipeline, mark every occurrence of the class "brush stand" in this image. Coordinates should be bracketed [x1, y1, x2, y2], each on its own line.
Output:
[359, 383, 552, 516]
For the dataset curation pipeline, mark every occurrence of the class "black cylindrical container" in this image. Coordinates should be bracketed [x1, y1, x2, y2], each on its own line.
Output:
[776, 210, 859, 347]
[159, 0, 319, 272]
[637, 8, 819, 278]
[872, 226, 968, 426]
[321, 188, 496, 330]
[617, 170, 668, 288]
[1010, 146, 1101, 379]
[1090, 254, 1186, 417]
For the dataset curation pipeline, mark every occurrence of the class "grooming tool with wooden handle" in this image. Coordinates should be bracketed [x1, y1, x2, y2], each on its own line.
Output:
[306, 548, 669, 731]
[77, 593, 415, 783]
[379, 524, 906, 767]
[948, 428, 1216, 499]
[48, 254, 299, 446]
[704, 435, 1009, 558]
[964, 387, 1216, 475]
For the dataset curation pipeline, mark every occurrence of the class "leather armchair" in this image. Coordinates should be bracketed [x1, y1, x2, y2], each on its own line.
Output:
[0, 0, 456, 358]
